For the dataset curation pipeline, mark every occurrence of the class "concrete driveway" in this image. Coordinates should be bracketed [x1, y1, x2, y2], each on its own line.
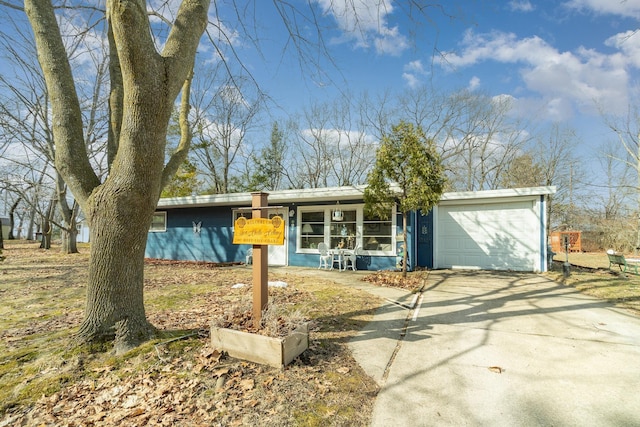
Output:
[348, 270, 640, 426]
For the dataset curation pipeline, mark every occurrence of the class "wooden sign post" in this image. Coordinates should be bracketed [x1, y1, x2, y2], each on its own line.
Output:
[251, 192, 269, 328]
[232, 192, 284, 329]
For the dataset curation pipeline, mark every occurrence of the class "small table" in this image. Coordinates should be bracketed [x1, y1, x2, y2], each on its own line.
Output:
[331, 249, 354, 271]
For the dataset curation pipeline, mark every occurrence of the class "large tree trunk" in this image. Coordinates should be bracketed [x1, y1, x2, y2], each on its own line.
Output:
[25, 0, 209, 353]
[77, 191, 157, 352]
[76, 100, 169, 353]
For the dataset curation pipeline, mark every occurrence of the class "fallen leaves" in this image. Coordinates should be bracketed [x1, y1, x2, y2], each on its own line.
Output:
[0, 241, 380, 426]
[363, 270, 428, 291]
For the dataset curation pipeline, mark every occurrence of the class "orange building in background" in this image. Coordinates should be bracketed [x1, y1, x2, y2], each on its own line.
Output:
[550, 231, 582, 253]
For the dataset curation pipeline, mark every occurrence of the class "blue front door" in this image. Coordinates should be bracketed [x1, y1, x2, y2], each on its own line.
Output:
[416, 210, 433, 268]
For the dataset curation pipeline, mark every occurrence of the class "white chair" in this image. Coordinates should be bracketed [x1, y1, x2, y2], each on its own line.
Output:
[245, 247, 253, 265]
[343, 244, 359, 271]
[318, 243, 333, 269]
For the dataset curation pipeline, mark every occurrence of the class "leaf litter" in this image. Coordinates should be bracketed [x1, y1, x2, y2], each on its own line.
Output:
[0, 241, 384, 426]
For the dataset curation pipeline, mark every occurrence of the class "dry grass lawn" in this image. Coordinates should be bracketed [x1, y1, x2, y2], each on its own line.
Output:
[3, 241, 637, 426]
[0, 240, 387, 426]
[549, 251, 640, 315]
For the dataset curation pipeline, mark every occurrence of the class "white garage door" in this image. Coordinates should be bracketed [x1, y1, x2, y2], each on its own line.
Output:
[435, 200, 540, 271]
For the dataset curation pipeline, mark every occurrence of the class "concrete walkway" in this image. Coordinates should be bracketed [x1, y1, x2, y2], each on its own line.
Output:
[347, 270, 640, 426]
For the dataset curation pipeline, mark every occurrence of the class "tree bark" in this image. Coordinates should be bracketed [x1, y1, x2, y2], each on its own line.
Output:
[77, 189, 156, 351]
[8, 198, 19, 240]
[40, 199, 55, 250]
[25, 0, 210, 353]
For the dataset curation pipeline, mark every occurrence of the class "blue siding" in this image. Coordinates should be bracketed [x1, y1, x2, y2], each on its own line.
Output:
[146, 207, 249, 263]
[146, 203, 402, 271]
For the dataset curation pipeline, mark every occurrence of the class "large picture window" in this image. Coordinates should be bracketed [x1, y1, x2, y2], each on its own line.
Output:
[297, 204, 395, 255]
[300, 211, 325, 249]
[330, 209, 356, 250]
[363, 213, 393, 252]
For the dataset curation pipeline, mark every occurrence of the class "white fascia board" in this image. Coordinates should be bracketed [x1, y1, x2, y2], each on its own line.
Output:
[439, 186, 556, 204]
[157, 184, 552, 210]
[157, 192, 253, 208]
[156, 184, 397, 209]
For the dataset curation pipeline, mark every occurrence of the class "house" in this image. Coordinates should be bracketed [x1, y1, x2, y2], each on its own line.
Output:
[145, 185, 556, 272]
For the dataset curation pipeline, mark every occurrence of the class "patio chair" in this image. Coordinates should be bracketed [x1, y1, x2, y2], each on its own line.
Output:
[343, 244, 360, 271]
[245, 247, 253, 265]
[318, 243, 334, 269]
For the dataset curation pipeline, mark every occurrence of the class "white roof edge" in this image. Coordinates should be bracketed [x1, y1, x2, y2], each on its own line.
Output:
[156, 184, 374, 208]
[440, 186, 556, 201]
[156, 185, 555, 209]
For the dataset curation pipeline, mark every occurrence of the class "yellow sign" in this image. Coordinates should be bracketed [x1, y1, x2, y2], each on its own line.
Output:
[233, 216, 285, 245]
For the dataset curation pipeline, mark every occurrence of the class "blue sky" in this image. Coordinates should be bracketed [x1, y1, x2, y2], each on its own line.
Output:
[207, 0, 640, 161]
[2, 0, 639, 192]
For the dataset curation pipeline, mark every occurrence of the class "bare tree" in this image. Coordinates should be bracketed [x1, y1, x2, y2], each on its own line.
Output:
[287, 104, 334, 188]
[443, 90, 529, 191]
[190, 73, 264, 193]
[326, 96, 377, 186]
[0, 10, 109, 252]
[580, 140, 636, 251]
[601, 103, 640, 250]
[286, 97, 376, 188]
[501, 123, 581, 235]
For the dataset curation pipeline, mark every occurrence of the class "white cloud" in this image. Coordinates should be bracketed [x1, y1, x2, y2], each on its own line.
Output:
[605, 30, 640, 67]
[508, 1, 534, 12]
[314, 0, 409, 56]
[402, 60, 428, 88]
[404, 60, 425, 74]
[564, 0, 640, 19]
[301, 128, 376, 146]
[440, 29, 633, 119]
[402, 73, 421, 88]
[468, 76, 481, 90]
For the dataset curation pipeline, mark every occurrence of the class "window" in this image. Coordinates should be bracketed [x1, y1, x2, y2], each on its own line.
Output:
[297, 204, 395, 255]
[330, 209, 356, 250]
[363, 213, 393, 252]
[150, 211, 167, 232]
[300, 210, 325, 249]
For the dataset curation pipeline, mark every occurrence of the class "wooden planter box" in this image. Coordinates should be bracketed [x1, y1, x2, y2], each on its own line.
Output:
[210, 323, 309, 368]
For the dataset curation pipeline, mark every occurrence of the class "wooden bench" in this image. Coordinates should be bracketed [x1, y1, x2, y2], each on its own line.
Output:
[606, 249, 640, 274]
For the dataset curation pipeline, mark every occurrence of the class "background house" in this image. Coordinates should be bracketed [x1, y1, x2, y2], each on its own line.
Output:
[145, 185, 555, 272]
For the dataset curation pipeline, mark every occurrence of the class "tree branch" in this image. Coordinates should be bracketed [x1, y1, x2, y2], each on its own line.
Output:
[23, 0, 100, 211]
[162, 73, 193, 190]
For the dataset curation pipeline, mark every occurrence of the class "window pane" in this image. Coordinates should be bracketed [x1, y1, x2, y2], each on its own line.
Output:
[331, 210, 356, 249]
[302, 211, 324, 222]
[301, 236, 324, 249]
[150, 212, 166, 232]
[300, 210, 325, 249]
[363, 208, 392, 252]
[341, 210, 356, 222]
